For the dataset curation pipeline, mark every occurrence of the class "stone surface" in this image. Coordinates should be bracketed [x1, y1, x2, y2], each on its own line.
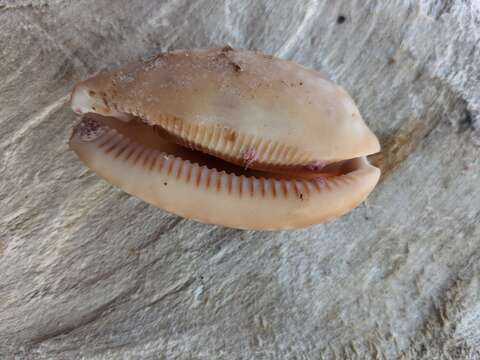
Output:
[1, 0, 479, 358]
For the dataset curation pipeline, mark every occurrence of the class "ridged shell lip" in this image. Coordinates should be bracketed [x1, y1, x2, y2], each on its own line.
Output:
[69, 114, 380, 230]
[70, 113, 376, 183]
[70, 84, 376, 175]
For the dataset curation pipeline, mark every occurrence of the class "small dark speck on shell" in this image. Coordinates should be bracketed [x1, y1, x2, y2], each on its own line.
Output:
[231, 62, 242, 72]
[388, 57, 396, 65]
[164, 182, 168, 186]
[337, 15, 346, 24]
[216, 50, 243, 72]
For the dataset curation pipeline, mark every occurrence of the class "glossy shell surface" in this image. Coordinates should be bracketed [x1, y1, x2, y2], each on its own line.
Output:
[70, 48, 381, 230]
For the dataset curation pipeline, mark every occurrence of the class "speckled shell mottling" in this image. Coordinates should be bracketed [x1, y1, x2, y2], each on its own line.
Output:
[71, 48, 380, 169]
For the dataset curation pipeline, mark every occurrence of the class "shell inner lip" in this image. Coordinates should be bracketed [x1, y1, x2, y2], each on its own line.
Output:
[74, 113, 370, 181]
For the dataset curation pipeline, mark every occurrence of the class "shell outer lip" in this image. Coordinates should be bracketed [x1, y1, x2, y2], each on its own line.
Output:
[69, 114, 381, 230]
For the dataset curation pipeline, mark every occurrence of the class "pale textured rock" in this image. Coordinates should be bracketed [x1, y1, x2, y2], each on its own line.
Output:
[1, 1, 479, 359]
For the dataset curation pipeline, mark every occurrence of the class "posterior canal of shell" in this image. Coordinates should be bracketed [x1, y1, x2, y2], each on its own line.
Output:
[69, 47, 381, 230]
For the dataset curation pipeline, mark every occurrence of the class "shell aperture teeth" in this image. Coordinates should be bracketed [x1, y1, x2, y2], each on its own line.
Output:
[72, 114, 349, 180]
[242, 147, 258, 170]
[69, 113, 380, 230]
[69, 47, 381, 230]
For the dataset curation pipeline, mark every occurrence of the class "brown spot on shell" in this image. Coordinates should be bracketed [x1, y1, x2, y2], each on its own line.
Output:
[102, 94, 109, 107]
[215, 48, 243, 73]
[225, 129, 237, 142]
[221, 45, 234, 52]
[231, 62, 242, 72]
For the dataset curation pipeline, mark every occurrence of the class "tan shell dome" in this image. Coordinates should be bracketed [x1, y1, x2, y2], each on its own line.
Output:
[71, 48, 379, 170]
